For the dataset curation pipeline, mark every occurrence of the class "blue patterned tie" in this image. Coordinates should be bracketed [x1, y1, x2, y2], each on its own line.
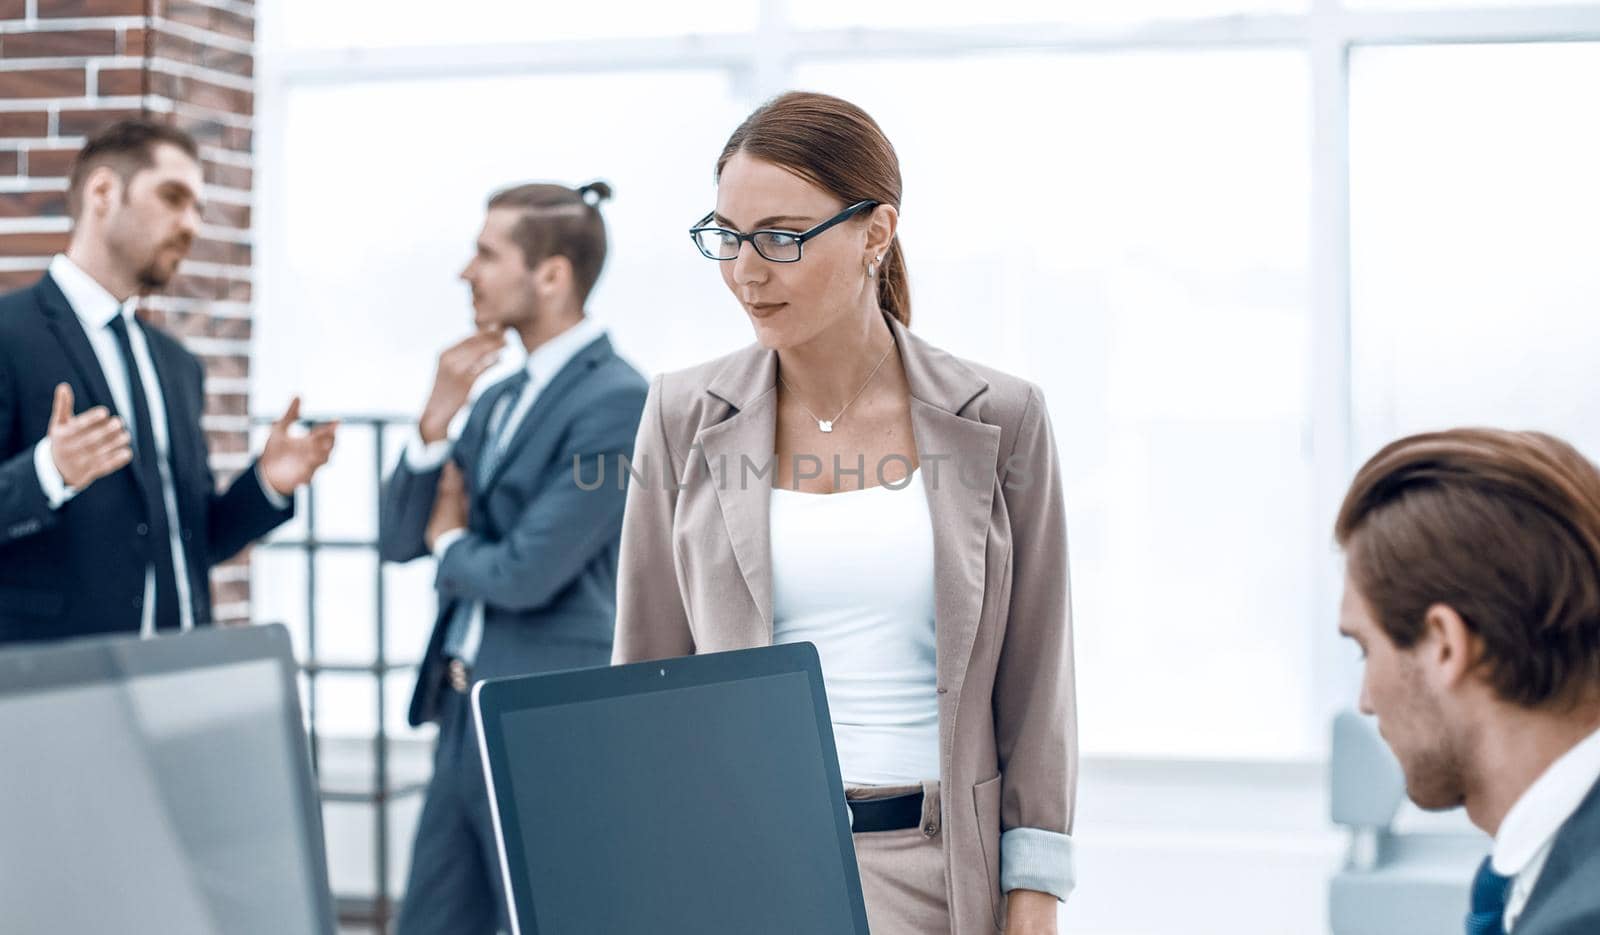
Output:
[475, 370, 529, 487]
[441, 371, 530, 662]
[1466, 855, 1510, 935]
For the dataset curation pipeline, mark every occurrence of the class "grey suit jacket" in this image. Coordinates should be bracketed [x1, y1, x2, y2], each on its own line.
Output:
[380, 333, 647, 727]
[1515, 774, 1600, 935]
[613, 313, 1077, 934]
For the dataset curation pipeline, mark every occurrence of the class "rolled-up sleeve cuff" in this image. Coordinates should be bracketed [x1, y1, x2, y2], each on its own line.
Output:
[1000, 827, 1076, 901]
[34, 438, 77, 509]
[406, 432, 452, 472]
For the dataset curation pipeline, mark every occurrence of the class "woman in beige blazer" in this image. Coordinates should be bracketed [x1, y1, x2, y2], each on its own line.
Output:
[613, 91, 1076, 935]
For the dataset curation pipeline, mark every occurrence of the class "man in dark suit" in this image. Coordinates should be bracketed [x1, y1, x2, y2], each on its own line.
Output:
[0, 119, 335, 644]
[379, 180, 646, 935]
[1335, 429, 1600, 935]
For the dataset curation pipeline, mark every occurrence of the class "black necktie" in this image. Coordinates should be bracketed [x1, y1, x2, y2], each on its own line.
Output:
[107, 314, 182, 632]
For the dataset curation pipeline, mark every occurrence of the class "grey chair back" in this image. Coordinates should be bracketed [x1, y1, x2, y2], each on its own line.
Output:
[1331, 709, 1406, 830]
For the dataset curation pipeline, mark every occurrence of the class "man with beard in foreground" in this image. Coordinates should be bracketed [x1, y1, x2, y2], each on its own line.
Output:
[1336, 429, 1600, 934]
[0, 119, 336, 643]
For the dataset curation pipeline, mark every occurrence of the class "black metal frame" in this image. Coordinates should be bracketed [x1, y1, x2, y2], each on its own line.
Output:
[689, 199, 879, 262]
[254, 414, 424, 934]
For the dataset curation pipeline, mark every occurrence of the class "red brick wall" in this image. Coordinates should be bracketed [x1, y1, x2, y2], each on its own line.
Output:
[0, 0, 257, 623]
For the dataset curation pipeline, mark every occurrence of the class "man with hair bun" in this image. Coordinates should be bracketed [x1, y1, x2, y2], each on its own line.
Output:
[379, 179, 646, 935]
[1336, 428, 1600, 935]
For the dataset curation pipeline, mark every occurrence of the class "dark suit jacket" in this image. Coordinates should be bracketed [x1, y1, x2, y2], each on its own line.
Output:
[379, 332, 647, 727]
[0, 272, 293, 643]
[1514, 773, 1600, 935]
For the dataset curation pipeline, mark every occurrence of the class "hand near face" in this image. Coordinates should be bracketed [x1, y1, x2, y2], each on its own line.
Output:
[258, 396, 338, 496]
[420, 329, 504, 444]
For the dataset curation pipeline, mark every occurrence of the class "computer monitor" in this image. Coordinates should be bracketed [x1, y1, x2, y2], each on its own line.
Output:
[0, 624, 336, 935]
[474, 642, 870, 935]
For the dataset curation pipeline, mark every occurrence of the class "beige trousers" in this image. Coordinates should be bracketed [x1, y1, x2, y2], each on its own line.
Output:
[847, 780, 953, 935]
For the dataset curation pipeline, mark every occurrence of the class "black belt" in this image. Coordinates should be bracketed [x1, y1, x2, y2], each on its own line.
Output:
[849, 790, 925, 834]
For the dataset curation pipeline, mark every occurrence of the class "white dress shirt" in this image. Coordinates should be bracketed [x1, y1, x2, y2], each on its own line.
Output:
[34, 254, 287, 636]
[1495, 722, 1600, 931]
[769, 468, 940, 786]
[408, 314, 607, 663]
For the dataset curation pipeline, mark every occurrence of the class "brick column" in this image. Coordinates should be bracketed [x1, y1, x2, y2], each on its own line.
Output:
[1, 0, 258, 624]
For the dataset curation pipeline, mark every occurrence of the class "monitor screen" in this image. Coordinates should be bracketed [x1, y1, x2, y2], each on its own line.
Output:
[0, 626, 334, 935]
[477, 645, 868, 935]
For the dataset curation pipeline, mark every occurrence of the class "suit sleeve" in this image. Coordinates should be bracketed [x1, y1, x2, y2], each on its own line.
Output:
[992, 384, 1078, 901]
[378, 446, 447, 564]
[433, 380, 647, 612]
[612, 374, 695, 663]
[0, 345, 58, 546]
[196, 360, 294, 565]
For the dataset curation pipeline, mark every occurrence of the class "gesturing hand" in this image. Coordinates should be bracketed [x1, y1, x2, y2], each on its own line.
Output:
[47, 383, 132, 490]
[419, 328, 504, 444]
[258, 397, 338, 496]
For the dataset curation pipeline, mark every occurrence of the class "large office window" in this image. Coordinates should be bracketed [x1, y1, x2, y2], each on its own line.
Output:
[256, 2, 1600, 759]
[790, 0, 1307, 28]
[281, 2, 756, 49]
[253, 68, 747, 738]
[793, 50, 1314, 756]
[1349, 42, 1600, 463]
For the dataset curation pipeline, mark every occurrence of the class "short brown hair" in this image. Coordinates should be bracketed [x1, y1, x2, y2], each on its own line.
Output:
[717, 91, 911, 327]
[1335, 428, 1600, 707]
[67, 118, 199, 220]
[485, 181, 612, 302]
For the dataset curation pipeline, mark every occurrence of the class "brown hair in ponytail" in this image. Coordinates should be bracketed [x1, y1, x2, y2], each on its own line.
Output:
[715, 91, 911, 327]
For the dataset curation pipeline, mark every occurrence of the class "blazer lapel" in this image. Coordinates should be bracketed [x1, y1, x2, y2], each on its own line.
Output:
[889, 315, 999, 700]
[912, 400, 999, 698]
[141, 324, 203, 506]
[693, 313, 1000, 682]
[36, 274, 118, 414]
[480, 335, 612, 495]
[36, 274, 158, 499]
[701, 343, 780, 646]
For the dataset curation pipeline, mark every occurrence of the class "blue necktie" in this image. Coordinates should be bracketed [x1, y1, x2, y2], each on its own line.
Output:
[1466, 855, 1511, 935]
[475, 369, 530, 488]
[441, 372, 530, 662]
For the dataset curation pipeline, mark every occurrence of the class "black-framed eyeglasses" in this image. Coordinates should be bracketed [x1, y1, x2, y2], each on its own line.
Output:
[689, 200, 879, 263]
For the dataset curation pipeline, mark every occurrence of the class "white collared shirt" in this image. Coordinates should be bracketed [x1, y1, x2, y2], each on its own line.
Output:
[1494, 723, 1600, 931]
[35, 254, 287, 636]
[408, 314, 607, 663]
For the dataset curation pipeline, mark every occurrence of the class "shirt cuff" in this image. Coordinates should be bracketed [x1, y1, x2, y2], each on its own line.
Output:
[1000, 827, 1076, 902]
[406, 432, 452, 472]
[255, 462, 292, 510]
[34, 438, 78, 509]
[431, 527, 467, 561]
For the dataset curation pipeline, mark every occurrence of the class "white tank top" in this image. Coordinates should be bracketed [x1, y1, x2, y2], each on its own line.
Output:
[769, 468, 939, 786]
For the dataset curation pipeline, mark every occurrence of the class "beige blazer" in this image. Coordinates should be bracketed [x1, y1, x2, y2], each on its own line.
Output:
[613, 313, 1077, 934]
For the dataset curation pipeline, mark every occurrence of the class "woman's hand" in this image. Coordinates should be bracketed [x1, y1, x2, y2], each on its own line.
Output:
[1004, 888, 1058, 934]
